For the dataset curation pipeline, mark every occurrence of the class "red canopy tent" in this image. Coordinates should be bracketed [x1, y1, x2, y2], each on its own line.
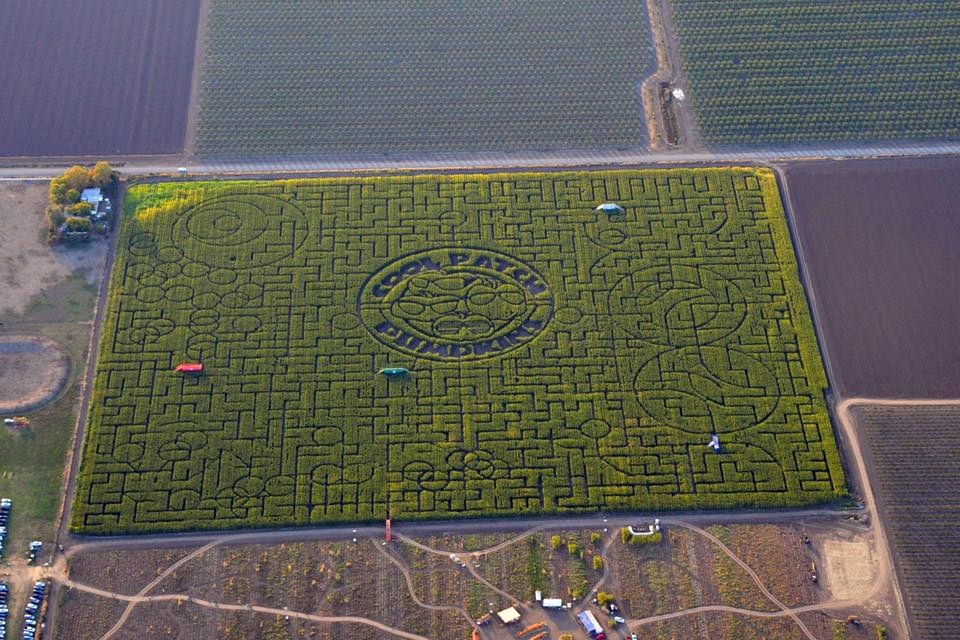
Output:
[174, 363, 204, 373]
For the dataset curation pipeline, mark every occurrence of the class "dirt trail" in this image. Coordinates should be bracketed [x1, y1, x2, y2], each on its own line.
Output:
[98, 539, 222, 640]
[58, 578, 432, 640]
[667, 521, 818, 640]
[371, 540, 477, 626]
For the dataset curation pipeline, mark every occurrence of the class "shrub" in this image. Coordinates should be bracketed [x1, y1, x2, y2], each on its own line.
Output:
[64, 216, 92, 232]
[67, 202, 93, 217]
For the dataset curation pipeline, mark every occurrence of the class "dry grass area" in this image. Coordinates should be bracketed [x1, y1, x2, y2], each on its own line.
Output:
[0, 182, 105, 316]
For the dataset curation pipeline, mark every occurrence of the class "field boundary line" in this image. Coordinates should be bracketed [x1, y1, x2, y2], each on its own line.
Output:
[184, 0, 210, 157]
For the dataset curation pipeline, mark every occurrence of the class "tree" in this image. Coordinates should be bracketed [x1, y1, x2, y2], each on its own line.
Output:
[550, 535, 562, 551]
[64, 216, 92, 232]
[67, 202, 93, 216]
[90, 161, 113, 187]
[560, 635, 573, 640]
[45, 205, 65, 232]
[66, 188, 81, 203]
[48, 178, 69, 204]
[590, 532, 602, 545]
[593, 555, 603, 570]
[597, 591, 615, 607]
[567, 541, 580, 557]
[62, 165, 92, 191]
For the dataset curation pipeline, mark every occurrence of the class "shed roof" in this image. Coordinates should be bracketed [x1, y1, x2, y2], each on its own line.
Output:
[497, 607, 521, 624]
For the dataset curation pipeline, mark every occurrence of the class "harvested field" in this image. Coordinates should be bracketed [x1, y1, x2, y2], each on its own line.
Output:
[785, 157, 960, 397]
[0, 0, 200, 157]
[195, 0, 655, 157]
[853, 405, 960, 640]
[72, 169, 843, 534]
[0, 335, 70, 413]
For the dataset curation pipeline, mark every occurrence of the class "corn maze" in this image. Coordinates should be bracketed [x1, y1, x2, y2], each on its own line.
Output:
[72, 169, 845, 534]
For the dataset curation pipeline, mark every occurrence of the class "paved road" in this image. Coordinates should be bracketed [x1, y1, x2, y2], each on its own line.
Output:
[1, 142, 960, 181]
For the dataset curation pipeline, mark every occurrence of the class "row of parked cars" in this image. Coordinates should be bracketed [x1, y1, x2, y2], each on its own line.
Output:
[0, 581, 8, 640]
[0, 498, 10, 561]
[22, 581, 46, 640]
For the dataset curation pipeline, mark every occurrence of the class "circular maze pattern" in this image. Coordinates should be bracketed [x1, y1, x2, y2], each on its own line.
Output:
[635, 346, 780, 434]
[610, 266, 746, 346]
[359, 247, 554, 361]
[171, 194, 309, 269]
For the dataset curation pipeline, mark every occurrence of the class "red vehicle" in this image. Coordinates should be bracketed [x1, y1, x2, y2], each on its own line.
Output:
[174, 363, 204, 373]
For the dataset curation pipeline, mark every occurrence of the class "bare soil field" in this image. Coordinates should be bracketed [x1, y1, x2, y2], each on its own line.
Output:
[0, 334, 70, 413]
[853, 404, 960, 640]
[0, 0, 200, 157]
[53, 522, 885, 640]
[784, 157, 960, 397]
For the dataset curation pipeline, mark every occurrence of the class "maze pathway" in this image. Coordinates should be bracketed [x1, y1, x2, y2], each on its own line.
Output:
[73, 169, 844, 533]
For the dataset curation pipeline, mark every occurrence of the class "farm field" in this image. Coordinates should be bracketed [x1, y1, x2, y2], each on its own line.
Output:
[71, 169, 844, 535]
[853, 405, 960, 640]
[668, 1, 960, 148]
[0, 0, 200, 157]
[53, 523, 861, 640]
[194, 0, 655, 158]
[784, 157, 960, 397]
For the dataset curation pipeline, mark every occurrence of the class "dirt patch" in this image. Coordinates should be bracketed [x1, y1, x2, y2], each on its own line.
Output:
[822, 537, 877, 601]
[0, 182, 106, 316]
[0, 334, 70, 413]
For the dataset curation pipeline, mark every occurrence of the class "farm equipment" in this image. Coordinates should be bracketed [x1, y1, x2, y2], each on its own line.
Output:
[378, 367, 409, 377]
[3, 417, 30, 430]
[174, 363, 204, 374]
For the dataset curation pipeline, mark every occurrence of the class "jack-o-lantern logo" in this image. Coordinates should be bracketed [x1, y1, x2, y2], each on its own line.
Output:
[359, 248, 554, 361]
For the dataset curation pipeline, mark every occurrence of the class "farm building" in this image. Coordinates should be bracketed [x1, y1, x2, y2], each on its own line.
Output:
[80, 188, 112, 221]
[497, 607, 521, 624]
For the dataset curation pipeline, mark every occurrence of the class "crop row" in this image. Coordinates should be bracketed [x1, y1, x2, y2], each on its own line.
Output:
[195, 0, 655, 157]
[669, 0, 960, 147]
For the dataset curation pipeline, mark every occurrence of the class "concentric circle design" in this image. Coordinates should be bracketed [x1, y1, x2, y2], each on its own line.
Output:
[635, 346, 780, 434]
[358, 247, 554, 361]
[172, 194, 309, 269]
[610, 266, 746, 346]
